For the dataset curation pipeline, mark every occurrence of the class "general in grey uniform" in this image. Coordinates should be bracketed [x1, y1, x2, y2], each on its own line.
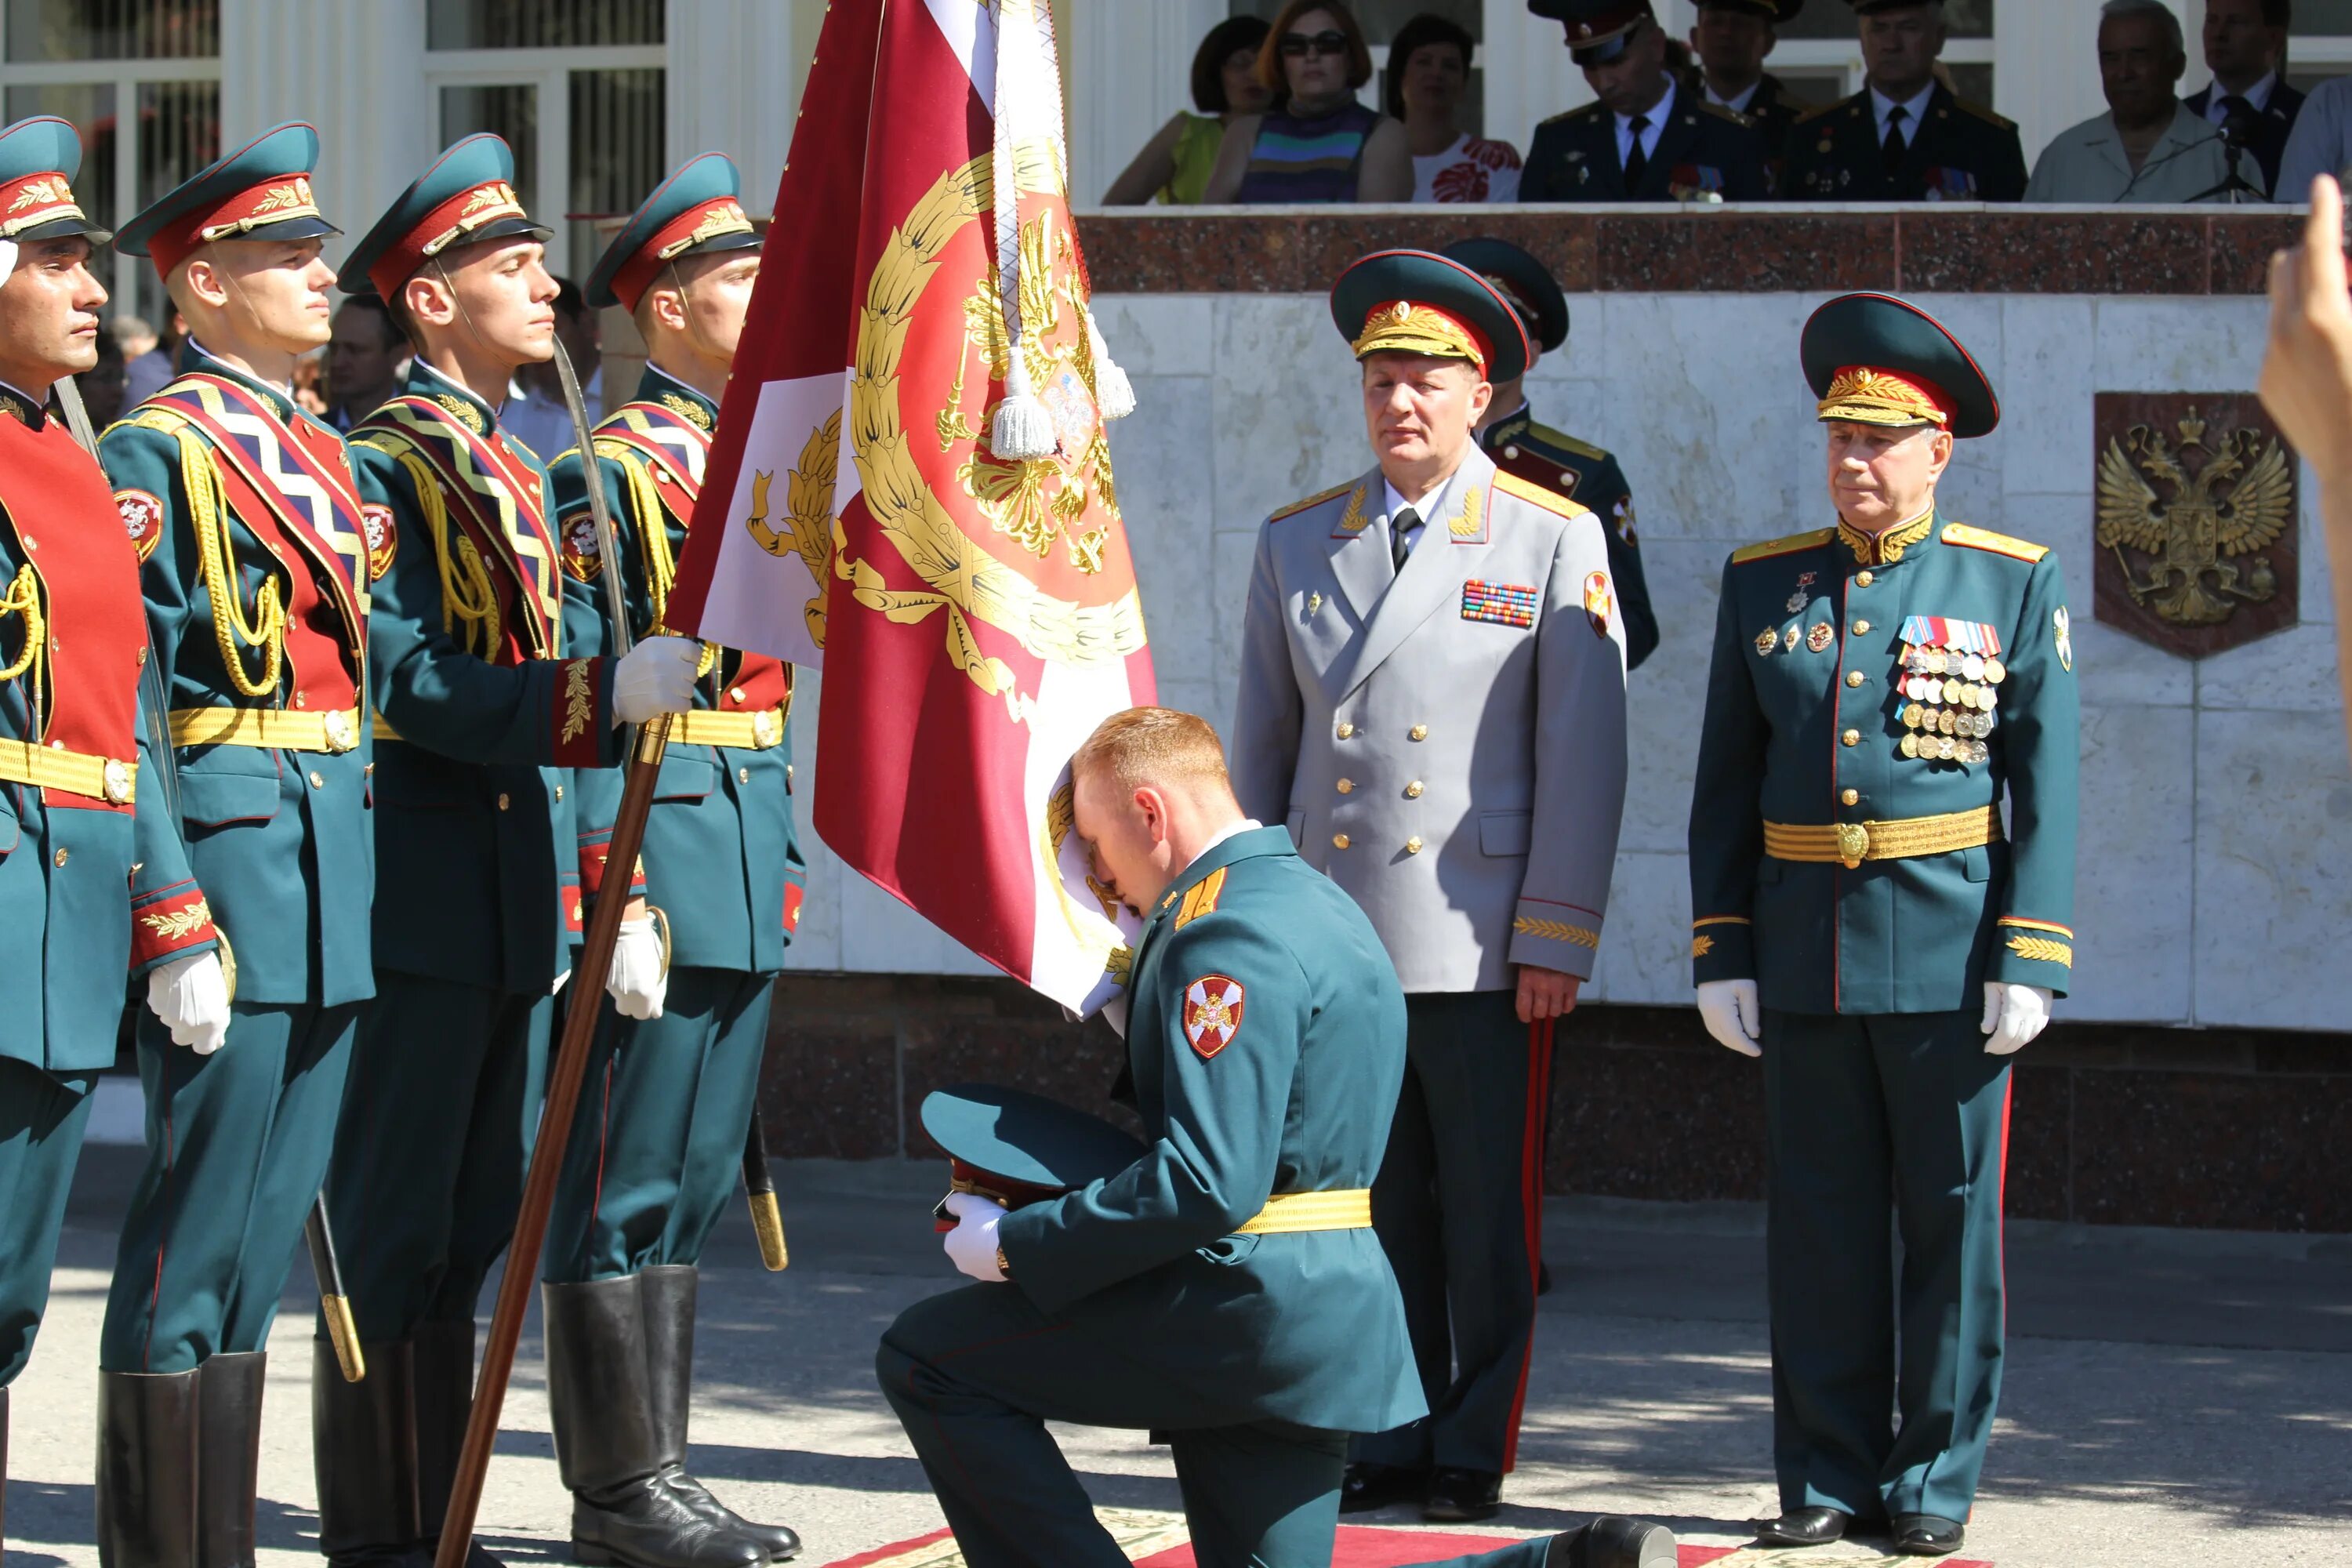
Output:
[1230, 249, 1629, 1523]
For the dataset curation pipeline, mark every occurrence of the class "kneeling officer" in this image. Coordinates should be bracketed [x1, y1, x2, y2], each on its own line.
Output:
[877, 706, 1673, 1568]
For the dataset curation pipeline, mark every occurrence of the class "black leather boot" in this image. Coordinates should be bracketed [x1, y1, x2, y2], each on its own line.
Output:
[413, 1320, 502, 1568]
[197, 1352, 267, 1568]
[543, 1276, 764, 1568]
[641, 1266, 799, 1560]
[312, 1335, 426, 1568]
[96, 1367, 201, 1567]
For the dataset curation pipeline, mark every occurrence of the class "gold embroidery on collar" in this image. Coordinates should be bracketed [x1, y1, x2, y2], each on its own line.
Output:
[1838, 507, 1936, 565]
[436, 394, 485, 434]
[659, 392, 713, 430]
[1449, 487, 1483, 539]
[1336, 485, 1369, 533]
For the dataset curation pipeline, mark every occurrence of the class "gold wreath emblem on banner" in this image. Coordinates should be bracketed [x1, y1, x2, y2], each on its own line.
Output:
[844, 142, 1147, 710]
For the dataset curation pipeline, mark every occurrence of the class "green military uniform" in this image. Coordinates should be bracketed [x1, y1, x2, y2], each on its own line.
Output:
[0, 116, 222, 1544]
[1780, 80, 2026, 203]
[1691, 2, 1811, 172]
[880, 822, 1670, 1568]
[540, 152, 805, 1568]
[93, 121, 373, 1561]
[1523, 2, 1770, 201]
[314, 134, 631, 1568]
[1688, 294, 2077, 1554]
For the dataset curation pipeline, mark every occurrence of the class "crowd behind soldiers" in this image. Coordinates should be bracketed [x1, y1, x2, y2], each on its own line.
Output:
[1109, 0, 2321, 209]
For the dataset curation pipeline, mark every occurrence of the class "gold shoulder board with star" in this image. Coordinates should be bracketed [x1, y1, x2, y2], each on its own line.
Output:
[1730, 526, 1838, 564]
[1269, 480, 1357, 523]
[1173, 866, 1228, 931]
[1940, 522, 2048, 563]
[1492, 468, 1591, 521]
[1954, 96, 2016, 130]
[1530, 422, 1610, 464]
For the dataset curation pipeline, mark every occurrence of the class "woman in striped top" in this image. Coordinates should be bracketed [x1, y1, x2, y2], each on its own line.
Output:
[1202, 1, 1412, 205]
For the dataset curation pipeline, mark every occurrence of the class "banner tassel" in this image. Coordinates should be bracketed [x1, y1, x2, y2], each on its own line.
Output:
[1084, 305, 1135, 421]
[991, 354, 1057, 459]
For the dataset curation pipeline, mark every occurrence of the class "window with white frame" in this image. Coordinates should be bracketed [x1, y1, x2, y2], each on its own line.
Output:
[0, 0, 220, 325]
[425, 0, 666, 288]
[2286, 2, 2352, 93]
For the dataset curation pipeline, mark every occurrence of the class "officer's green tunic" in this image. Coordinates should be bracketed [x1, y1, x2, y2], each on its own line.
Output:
[543, 367, 808, 1283]
[0, 388, 216, 1387]
[330, 359, 625, 1341]
[1688, 510, 2078, 1523]
[1778, 84, 2027, 203]
[96, 344, 379, 1374]
[1522, 85, 1771, 201]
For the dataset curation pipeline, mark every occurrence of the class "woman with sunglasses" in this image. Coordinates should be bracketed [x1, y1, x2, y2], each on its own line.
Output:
[1103, 16, 1279, 205]
[1201, 1, 1413, 205]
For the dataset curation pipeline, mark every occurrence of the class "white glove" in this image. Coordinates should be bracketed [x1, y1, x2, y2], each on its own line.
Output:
[612, 636, 700, 724]
[606, 916, 667, 1020]
[941, 1191, 1008, 1283]
[1696, 978, 1761, 1057]
[147, 952, 230, 1054]
[1981, 982, 2053, 1056]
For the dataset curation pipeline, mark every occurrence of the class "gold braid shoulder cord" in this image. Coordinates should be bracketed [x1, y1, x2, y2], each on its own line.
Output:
[354, 434, 503, 660]
[0, 563, 42, 684]
[127, 410, 287, 699]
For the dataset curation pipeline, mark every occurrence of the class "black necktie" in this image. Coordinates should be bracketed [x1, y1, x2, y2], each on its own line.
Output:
[1882, 105, 1909, 176]
[1624, 114, 1652, 190]
[1391, 506, 1419, 573]
[2219, 93, 2254, 122]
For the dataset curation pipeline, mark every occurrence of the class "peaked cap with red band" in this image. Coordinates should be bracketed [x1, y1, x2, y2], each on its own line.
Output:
[1330, 248, 1530, 385]
[1802, 292, 1998, 440]
[1528, 0, 1655, 63]
[114, 122, 338, 279]
[335, 132, 550, 301]
[586, 151, 760, 312]
[0, 116, 110, 246]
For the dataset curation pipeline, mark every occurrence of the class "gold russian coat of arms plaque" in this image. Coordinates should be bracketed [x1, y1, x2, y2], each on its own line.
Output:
[2092, 393, 2298, 658]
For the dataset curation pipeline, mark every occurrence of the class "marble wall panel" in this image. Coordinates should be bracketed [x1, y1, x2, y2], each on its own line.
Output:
[1087, 295, 1214, 379]
[1586, 848, 1695, 1007]
[2092, 297, 2267, 390]
[1998, 297, 2096, 497]
[2071, 703, 2196, 1022]
[1208, 294, 1362, 530]
[2194, 710, 2352, 1029]
[1107, 372, 1215, 696]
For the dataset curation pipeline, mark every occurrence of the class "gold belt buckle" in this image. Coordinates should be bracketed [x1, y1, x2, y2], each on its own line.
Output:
[322, 710, 358, 753]
[1835, 822, 1870, 869]
[102, 757, 132, 804]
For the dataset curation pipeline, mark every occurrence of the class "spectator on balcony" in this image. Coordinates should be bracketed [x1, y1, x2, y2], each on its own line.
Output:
[1520, 1, 1771, 203]
[1201, 1, 1413, 205]
[1102, 16, 1276, 205]
[1388, 13, 1523, 202]
[1780, 1, 2027, 202]
[1690, 0, 1808, 151]
[2186, 0, 2301, 199]
[2027, 1, 2236, 205]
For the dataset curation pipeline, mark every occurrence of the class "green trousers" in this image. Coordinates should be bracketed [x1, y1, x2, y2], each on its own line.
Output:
[877, 1283, 1552, 1568]
[543, 967, 775, 1283]
[324, 974, 554, 1340]
[1356, 990, 1541, 1475]
[1761, 1007, 2011, 1525]
[100, 1001, 359, 1371]
[0, 1059, 95, 1386]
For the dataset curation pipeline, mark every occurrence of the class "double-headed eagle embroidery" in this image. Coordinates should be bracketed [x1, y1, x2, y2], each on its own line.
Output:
[2095, 409, 2292, 626]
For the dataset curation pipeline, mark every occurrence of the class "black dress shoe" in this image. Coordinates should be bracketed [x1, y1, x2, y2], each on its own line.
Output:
[1893, 1514, 1966, 1555]
[1338, 1461, 1425, 1514]
[1422, 1466, 1503, 1523]
[1546, 1515, 1678, 1567]
[1751, 1506, 1850, 1546]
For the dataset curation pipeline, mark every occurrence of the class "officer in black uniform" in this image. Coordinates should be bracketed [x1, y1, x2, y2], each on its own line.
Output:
[1780, 1, 2027, 203]
[1523, 1, 1772, 203]
[1443, 237, 1657, 672]
[1690, 1, 1809, 155]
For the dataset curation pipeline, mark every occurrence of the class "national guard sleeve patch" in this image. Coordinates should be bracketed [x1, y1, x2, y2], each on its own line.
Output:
[361, 503, 398, 580]
[1583, 571, 1613, 638]
[1182, 975, 1245, 1060]
[559, 511, 603, 582]
[115, 488, 163, 562]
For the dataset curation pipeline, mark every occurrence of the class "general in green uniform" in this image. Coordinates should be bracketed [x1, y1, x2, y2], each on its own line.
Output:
[543, 152, 805, 1568]
[1687, 293, 2078, 1559]
[313, 133, 702, 1568]
[0, 114, 221, 1545]
[879, 707, 1671, 1568]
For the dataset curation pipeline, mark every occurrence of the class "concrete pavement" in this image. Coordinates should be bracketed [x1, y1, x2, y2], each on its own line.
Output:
[6, 1152, 2349, 1567]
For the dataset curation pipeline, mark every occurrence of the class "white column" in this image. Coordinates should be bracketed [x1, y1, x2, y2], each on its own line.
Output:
[220, 0, 432, 257]
[1482, 0, 1592, 162]
[1997, 0, 2125, 166]
[1065, 0, 1222, 206]
[664, 0, 812, 213]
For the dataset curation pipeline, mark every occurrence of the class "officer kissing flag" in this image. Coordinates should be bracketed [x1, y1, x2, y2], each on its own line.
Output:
[664, 0, 1153, 1017]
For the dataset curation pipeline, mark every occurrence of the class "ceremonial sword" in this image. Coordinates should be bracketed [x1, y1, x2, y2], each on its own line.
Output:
[55, 372, 369, 1383]
[550, 344, 788, 1272]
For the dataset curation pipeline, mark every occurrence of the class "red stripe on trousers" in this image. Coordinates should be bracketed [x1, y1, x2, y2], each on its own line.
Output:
[1501, 1017, 1555, 1471]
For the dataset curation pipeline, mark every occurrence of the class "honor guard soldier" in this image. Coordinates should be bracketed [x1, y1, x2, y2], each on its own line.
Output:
[1690, 2, 1809, 164]
[1522, 2, 1773, 203]
[1779, 2, 2027, 202]
[1688, 294, 2078, 1558]
[880, 708, 1672, 1568]
[93, 122, 372, 1563]
[315, 134, 701, 1568]
[543, 154, 806, 1568]
[1231, 252, 1629, 1523]
[1443, 238, 1657, 671]
[0, 115, 223, 1543]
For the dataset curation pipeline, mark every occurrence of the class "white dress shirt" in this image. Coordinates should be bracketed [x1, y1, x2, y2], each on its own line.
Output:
[1871, 82, 1936, 146]
[1383, 462, 1462, 562]
[2203, 71, 2278, 124]
[1616, 77, 1677, 170]
[1705, 78, 1761, 117]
